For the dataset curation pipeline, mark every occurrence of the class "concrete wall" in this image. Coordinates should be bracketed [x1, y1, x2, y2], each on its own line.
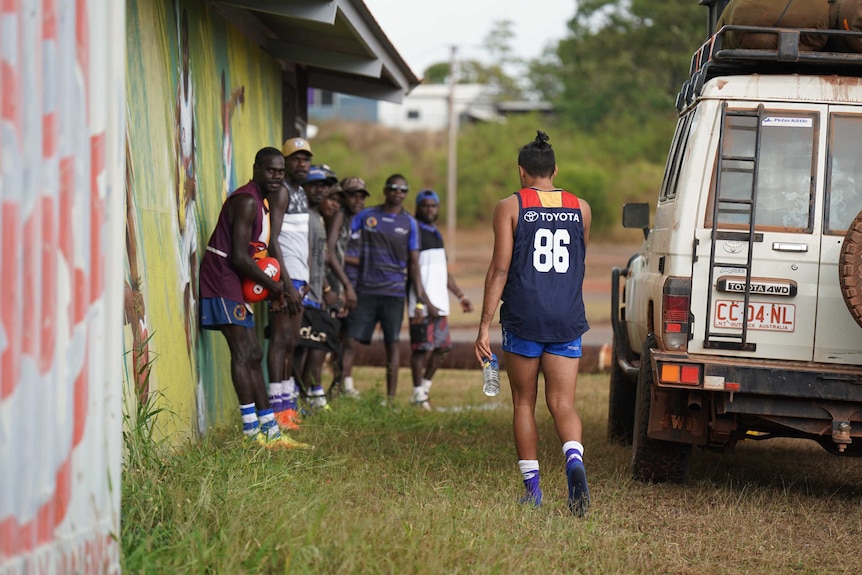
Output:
[0, 0, 126, 572]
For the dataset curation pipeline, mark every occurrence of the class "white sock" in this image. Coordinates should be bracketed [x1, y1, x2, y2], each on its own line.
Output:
[412, 386, 429, 403]
[421, 378, 432, 392]
[518, 459, 539, 480]
[562, 441, 584, 464]
[343, 376, 355, 391]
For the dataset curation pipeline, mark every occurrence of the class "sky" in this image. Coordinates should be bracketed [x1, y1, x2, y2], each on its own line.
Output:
[363, 0, 576, 78]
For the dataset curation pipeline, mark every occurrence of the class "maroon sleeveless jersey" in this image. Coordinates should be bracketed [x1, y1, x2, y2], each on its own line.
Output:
[199, 181, 270, 302]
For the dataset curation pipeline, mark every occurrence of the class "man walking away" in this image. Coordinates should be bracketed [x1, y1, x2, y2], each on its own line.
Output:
[474, 131, 592, 515]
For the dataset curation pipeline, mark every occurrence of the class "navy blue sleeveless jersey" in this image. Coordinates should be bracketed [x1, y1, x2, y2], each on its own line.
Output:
[500, 188, 589, 342]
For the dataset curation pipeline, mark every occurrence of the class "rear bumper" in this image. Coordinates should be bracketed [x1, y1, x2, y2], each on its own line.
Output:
[646, 350, 862, 451]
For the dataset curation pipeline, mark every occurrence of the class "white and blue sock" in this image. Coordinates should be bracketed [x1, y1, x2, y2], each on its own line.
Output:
[240, 403, 259, 437]
[563, 441, 589, 517]
[563, 441, 584, 470]
[258, 408, 280, 439]
[282, 378, 298, 411]
[269, 382, 284, 413]
[517, 459, 542, 506]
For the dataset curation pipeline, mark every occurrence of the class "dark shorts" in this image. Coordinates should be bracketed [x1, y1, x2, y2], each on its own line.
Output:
[299, 306, 341, 353]
[345, 294, 404, 345]
[501, 326, 583, 359]
[200, 297, 254, 329]
[410, 316, 451, 352]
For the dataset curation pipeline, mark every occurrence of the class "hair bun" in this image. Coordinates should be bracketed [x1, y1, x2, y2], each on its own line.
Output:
[535, 130, 549, 145]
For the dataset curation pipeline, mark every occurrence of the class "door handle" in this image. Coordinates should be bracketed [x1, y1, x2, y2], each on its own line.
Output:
[771, 242, 808, 252]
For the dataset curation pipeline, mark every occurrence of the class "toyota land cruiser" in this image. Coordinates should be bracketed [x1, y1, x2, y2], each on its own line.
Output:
[610, 0, 862, 482]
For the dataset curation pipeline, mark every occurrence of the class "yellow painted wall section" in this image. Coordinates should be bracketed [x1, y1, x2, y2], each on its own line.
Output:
[124, 0, 282, 442]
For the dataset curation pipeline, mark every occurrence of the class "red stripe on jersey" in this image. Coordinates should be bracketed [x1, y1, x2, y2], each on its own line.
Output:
[518, 188, 580, 209]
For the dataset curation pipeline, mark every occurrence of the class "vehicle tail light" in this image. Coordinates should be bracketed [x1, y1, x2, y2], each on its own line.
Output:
[658, 362, 702, 385]
[663, 278, 691, 351]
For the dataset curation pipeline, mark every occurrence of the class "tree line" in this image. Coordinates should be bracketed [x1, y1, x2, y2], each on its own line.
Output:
[316, 1, 707, 239]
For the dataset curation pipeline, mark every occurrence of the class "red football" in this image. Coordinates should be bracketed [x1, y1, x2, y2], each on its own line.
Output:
[241, 257, 281, 303]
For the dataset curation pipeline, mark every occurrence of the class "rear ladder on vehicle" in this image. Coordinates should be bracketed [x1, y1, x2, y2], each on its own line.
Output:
[702, 102, 765, 352]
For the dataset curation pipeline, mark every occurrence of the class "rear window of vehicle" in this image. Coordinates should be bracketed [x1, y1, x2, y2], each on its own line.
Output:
[825, 114, 862, 235]
[710, 110, 817, 232]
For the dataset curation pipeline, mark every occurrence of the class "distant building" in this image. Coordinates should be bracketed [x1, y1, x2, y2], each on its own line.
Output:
[310, 83, 554, 131]
[378, 84, 496, 131]
[308, 89, 379, 123]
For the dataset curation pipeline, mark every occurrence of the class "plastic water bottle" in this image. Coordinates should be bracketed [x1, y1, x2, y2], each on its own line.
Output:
[482, 353, 500, 397]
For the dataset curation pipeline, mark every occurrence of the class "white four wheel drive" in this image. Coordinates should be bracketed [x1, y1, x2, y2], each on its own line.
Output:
[611, 1, 862, 483]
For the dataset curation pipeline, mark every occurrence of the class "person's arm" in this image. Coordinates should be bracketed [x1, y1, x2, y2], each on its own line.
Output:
[579, 197, 592, 247]
[324, 209, 357, 311]
[474, 195, 518, 364]
[227, 194, 283, 295]
[267, 184, 303, 315]
[447, 272, 473, 313]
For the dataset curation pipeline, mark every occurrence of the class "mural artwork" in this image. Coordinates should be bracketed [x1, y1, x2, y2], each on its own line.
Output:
[123, 0, 282, 440]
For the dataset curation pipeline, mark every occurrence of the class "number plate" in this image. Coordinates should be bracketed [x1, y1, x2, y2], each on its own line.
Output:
[713, 300, 796, 332]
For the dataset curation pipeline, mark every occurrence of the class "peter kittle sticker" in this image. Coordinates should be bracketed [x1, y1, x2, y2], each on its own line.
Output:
[762, 117, 812, 128]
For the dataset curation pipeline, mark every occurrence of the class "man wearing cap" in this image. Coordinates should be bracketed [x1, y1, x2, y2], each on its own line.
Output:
[342, 174, 439, 401]
[409, 189, 474, 410]
[292, 165, 342, 409]
[198, 147, 306, 449]
[267, 137, 312, 427]
[324, 176, 368, 397]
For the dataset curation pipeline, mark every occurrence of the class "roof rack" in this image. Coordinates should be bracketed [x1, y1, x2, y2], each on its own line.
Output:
[676, 25, 862, 111]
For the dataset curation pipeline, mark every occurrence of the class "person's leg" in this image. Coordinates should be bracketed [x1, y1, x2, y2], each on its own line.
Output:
[341, 335, 358, 390]
[293, 345, 309, 395]
[423, 316, 451, 382]
[542, 344, 589, 516]
[542, 353, 583, 443]
[409, 317, 433, 409]
[268, 307, 303, 418]
[343, 293, 378, 394]
[410, 349, 430, 388]
[221, 324, 268, 407]
[504, 351, 542, 460]
[379, 296, 405, 400]
[220, 324, 269, 438]
[302, 347, 329, 409]
[505, 350, 543, 506]
[424, 348, 447, 381]
[501, 326, 546, 506]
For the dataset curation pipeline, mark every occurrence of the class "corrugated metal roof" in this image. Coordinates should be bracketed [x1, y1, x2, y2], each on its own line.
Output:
[213, 0, 420, 103]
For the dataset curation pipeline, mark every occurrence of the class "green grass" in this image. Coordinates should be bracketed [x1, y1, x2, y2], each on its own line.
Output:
[122, 367, 862, 574]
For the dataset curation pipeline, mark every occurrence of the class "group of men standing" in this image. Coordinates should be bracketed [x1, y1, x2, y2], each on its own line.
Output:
[197, 138, 470, 449]
[196, 130, 593, 517]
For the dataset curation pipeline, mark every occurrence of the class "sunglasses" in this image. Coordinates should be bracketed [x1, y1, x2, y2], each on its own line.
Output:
[386, 184, 409, 192]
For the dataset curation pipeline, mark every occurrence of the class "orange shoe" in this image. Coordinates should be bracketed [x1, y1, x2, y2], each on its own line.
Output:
[275, 408, 302, 430]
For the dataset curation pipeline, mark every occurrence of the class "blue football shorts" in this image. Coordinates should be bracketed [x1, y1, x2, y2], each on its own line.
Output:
[200, 297, 254, 329]
[501, 326, 582, 359]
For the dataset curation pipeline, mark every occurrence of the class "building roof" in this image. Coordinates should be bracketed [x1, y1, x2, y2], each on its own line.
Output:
[213, 0, 420, 103]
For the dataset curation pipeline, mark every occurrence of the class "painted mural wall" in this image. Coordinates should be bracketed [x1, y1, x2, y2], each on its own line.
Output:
[0, 1, 126, 573]
[124, 0, 282, 441]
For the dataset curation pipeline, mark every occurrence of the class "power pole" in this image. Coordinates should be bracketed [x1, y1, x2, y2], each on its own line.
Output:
[446, 45, 458, 263]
